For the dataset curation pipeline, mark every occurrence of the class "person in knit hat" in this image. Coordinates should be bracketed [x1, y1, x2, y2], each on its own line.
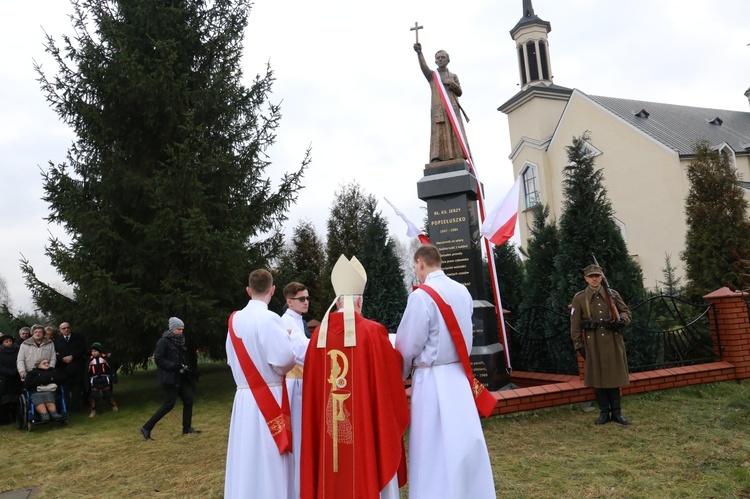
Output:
[139, 317, 200, 440]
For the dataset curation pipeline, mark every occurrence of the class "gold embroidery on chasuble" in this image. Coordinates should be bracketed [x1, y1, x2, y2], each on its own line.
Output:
[326, 349, 353, 472]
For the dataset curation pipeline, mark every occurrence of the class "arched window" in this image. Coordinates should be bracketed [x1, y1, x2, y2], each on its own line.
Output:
[613, 217, 627, 242]
[716, 143, 737, 171]
[522, 165, 541, 209]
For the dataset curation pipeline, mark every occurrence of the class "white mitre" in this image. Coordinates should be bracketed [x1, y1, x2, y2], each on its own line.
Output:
[316, 255, 367, 349]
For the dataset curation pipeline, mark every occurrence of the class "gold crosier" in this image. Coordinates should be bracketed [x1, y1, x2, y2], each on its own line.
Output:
[327, 349, 351, 472]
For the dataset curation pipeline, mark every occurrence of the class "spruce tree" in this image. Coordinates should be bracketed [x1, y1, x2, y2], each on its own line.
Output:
[273, 220, 327, 321]
[519, 204, 559, 311]
[552, 132, 644, 311]
[25, 0, 308, 366]
[358, 196, 408, 332]
[655, 253, 683, 295]
[324, 183, 407, 330]
[324, 182, 367, 306]
[513, 204, 573, 372]
[485, 242, 524, 316]
[682, 141, 750, 298]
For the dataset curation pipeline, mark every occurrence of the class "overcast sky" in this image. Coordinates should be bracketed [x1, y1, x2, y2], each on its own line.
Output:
[1, 0, 748, 314]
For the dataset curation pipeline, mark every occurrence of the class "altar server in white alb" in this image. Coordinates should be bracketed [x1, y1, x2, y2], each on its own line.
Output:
[395, 244, 495, 499]
[281, 281, 311, 498]
[224, 269, 297, 499]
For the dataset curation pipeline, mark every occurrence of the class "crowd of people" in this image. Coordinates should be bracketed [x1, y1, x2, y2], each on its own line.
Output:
[0, 322, 120, 424]
[0, 243, 635, 498]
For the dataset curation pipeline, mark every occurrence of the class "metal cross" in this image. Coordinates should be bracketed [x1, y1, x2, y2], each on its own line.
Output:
[410, 22, 423, 43]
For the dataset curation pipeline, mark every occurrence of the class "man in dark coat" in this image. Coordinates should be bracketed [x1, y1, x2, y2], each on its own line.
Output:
[571, 264, 633, 425]
[54, 322, 87, 410]
[139, 317, 200, 440]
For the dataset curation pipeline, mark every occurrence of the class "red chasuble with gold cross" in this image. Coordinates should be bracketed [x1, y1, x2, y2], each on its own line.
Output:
[300, 312, 409, 499]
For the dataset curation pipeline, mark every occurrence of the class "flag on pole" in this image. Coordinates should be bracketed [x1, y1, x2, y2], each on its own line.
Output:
[434, 69, 513, 370]
[480, 176, 521, 246]
[384, 197, 430, 244]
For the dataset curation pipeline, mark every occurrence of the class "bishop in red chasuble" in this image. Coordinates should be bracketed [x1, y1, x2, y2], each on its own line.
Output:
[300, 255, 409, 499]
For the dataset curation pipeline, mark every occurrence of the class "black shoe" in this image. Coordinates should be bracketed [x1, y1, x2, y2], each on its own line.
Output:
[595, 411, 609, 425]
[611, 412, 632, 425]
[182, 427, 202, 435]
[139, 426, 155, 440]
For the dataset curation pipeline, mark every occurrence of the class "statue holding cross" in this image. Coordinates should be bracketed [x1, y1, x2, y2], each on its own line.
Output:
[411, 23, 469, 163]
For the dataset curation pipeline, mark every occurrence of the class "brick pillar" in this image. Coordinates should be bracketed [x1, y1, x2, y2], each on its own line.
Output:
[704, 287, 750, 380]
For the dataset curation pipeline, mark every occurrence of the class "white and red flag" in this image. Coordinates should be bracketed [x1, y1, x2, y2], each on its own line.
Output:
[384, 197, 430, 244]
[434, 69, 513, 370]
[480, 176, 521, 246]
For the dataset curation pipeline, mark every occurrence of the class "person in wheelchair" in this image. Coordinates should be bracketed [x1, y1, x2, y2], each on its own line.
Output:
[23, 358, 65, 422]
[87, 342, 119, 417]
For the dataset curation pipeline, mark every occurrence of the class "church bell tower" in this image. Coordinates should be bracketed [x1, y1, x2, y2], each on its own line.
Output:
[510, 0, 553, 90]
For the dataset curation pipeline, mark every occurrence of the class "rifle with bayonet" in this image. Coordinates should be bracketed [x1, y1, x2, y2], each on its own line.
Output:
[591, 254, 625, 330]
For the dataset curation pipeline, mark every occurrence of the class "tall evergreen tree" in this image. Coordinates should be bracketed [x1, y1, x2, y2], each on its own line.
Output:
[485, 242, 524, 316]
[24, 0, 308, 366]
[682, 141, 750, 298]
[324, 183, 407, 330]
[323, 182, 367, 305]
[551, 132, 644, 311]
[519, 204, 559, 310]
[358, 196, 408, 332]
[273, 219, 327, 321]
[655, 253, 683, 296]
[513, 204, 572, 372]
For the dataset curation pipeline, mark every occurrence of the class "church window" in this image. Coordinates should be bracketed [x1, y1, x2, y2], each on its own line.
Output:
[613, 217, 627, 242]
[522, 165, 541, 209]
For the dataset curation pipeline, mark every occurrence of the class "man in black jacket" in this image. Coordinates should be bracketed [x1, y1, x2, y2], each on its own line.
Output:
[139, 317, 200, 440]
[54, 322, 87, 411]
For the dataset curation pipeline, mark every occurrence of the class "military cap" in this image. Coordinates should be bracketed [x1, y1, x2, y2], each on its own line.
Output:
[583, 264, 603, 276]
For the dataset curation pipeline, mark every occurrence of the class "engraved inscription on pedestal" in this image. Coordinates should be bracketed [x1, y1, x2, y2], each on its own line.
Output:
[417, 159, 507, 390]
[426, 195, 484, 300]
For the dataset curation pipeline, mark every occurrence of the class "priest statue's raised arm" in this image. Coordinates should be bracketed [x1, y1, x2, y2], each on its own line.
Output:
[412, 24, 470, 164]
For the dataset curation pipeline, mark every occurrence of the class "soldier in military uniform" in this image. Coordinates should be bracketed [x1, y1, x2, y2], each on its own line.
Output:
[570, 264, 633, 425]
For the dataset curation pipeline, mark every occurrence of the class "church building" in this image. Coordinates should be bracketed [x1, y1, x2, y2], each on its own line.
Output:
[499, 0, 750, 288]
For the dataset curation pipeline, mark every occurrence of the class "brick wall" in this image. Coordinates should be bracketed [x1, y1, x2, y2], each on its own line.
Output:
[484, 287, 750, 417]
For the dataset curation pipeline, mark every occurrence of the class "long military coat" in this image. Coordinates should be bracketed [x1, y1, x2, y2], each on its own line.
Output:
[570, 286, 632, 388]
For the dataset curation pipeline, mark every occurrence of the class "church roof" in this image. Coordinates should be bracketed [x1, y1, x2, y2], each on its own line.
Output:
[498, 83, 573, 114]
[510, 0, 551, 37]
[586, 93, 750, 156]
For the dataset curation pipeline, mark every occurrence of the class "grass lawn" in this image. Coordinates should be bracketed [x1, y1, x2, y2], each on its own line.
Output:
[1, 362, 749, 498]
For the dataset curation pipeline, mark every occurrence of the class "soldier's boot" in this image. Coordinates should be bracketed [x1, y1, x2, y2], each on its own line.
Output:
[594, 389, 609, 425]
[609, 388, 632, 425]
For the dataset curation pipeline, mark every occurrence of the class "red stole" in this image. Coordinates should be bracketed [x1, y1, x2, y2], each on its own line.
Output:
[415, 285, 498, 418]
[228, 311, 292, 454]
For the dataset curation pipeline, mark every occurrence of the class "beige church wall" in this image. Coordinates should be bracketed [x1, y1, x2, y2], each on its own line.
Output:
[506, 97, 567, 148]
[528, 92, 690, 290]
